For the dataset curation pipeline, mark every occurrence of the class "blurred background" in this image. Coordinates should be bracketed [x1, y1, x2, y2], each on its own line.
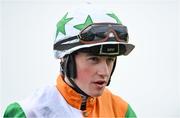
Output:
[0, 0, 180, 117]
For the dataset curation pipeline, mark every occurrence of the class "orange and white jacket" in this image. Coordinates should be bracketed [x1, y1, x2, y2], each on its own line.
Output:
[4, 75, 136, 118]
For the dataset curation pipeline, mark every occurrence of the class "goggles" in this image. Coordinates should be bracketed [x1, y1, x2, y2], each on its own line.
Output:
[78, 23, 129, 44]
[54, 23, 129, 50]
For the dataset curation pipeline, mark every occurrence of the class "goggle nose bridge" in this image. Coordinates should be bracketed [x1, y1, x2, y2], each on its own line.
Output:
[105, 29, 120, 40]
[107, 28, 129, 42]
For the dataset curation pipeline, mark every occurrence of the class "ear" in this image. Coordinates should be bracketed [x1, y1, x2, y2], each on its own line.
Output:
[64, 54, 77, 79]
[64, 54, 89, 96]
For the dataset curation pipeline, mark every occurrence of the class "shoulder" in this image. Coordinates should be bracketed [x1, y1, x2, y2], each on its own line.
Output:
[125, 104, 137, 118]
[3, 102, 26, 118]
[101, 88, 128, 108]
[102, 88, 126, 103]
[20, 86, 60, 111]
[101, 88, 137, 117]
[4, 86, 61, 118]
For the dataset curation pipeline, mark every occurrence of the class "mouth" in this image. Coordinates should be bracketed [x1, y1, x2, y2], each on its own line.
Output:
[93, 80, 107, 88]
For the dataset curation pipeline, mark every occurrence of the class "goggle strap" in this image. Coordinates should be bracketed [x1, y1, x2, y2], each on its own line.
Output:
[54, 36, 78, 49]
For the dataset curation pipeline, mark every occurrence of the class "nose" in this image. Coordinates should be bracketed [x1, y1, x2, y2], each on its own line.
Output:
[97, 61, 110, 78]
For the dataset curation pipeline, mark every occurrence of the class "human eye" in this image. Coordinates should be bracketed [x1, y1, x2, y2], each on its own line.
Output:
[88, 56, 99, 63]
[107, 57, 116, 63]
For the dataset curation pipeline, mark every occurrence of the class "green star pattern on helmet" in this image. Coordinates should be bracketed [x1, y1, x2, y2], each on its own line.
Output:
[107, 13, 122, 24]
[56, 12, 73, 37]
[73, 15, 93, 31]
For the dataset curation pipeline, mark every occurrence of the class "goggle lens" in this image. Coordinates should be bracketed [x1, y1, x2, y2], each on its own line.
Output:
[79, 23, 128, 43]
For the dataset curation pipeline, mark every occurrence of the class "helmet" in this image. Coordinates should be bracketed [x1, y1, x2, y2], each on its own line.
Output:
[53, 5, 135, 96]
[54, 5, 134, 58]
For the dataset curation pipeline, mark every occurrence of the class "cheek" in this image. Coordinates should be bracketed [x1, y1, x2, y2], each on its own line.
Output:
[76, 66, 95, 81]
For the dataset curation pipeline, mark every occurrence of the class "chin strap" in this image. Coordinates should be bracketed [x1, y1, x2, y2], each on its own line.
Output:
[64, 54, 89, 97]
[106, 59, 116, 86]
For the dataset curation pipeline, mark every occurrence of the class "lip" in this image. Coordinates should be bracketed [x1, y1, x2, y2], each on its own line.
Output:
[93, 80, 107, 88]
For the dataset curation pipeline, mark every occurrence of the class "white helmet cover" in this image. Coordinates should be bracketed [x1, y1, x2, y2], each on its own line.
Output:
[54, 5, 134, 58]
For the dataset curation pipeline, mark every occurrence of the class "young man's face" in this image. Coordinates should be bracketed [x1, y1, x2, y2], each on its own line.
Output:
[74, 52, 116, 97]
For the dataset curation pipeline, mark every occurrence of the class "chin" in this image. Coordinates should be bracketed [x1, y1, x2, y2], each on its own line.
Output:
[90, 92, 104, 97]
[88, 87, 105, 97]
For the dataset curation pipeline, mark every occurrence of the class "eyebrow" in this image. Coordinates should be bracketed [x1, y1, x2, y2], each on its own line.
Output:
[85, 53, 116, 58]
